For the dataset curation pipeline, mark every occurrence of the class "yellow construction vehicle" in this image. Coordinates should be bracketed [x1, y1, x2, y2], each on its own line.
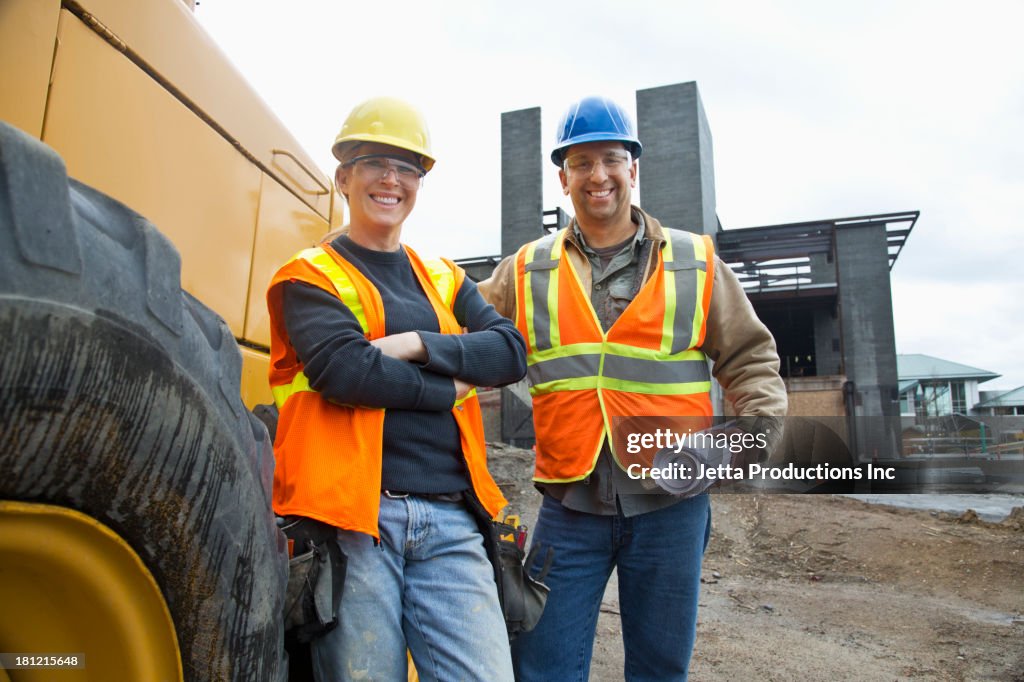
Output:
[0, 0, 345, 679]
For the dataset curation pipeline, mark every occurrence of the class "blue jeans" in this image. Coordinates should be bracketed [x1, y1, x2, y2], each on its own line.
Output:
[512, 493, 711, 682]
[311, 493, 514, 681]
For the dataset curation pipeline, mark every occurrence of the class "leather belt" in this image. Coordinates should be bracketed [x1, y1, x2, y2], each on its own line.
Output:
[383, 490, 466, 503]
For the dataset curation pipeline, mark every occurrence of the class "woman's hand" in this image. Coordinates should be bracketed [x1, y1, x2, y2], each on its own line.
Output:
[370, 331, 427, 363]
[453, 378, 474, 401]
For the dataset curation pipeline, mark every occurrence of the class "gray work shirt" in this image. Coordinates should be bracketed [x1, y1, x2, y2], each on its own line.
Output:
[540, 214, 687, 517]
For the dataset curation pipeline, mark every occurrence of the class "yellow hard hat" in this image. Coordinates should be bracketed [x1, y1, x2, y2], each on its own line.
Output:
[332, 96, 435, 172]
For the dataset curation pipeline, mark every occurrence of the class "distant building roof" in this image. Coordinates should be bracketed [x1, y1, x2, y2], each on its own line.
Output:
[898, 379, 919, 394]
[975, 386, 1024, 408]
[897, 354, 1001, 383]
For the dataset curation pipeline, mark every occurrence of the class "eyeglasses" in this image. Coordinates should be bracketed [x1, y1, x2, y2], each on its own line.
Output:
[343, 154, 425, 189]
[563, 151, 633, 176]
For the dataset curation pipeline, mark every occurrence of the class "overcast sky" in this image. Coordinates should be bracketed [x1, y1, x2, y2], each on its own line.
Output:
[196, 0, 1023, 391]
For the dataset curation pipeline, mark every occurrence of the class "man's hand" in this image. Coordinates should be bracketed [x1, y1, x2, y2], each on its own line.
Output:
[370, 331, 427, 363]
[712, 424, 756, 471]
[700, 422, 768, 473]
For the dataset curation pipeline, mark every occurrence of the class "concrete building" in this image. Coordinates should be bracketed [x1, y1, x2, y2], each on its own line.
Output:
[463, 81, 922, 459]
[894, 354, 1024, 456]
[897, 353, 1000, 419]
[976, 387, 1024, 417]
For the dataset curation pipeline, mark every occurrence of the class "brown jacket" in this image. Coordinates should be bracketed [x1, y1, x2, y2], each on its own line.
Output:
[478, 207, 787, 440]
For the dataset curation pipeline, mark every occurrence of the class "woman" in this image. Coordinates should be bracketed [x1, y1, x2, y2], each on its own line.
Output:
[267, 97, 523, 681]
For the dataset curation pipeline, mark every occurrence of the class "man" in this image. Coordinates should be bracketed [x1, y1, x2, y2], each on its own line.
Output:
[479, 95, 787, 681]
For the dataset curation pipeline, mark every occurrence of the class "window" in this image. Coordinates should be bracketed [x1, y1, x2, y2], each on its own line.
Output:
[916, 382, 952, 418]
[951, 382, 967, 414]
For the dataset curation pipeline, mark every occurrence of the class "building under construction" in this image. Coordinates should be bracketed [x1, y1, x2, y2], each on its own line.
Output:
[458, 81, 918, 461]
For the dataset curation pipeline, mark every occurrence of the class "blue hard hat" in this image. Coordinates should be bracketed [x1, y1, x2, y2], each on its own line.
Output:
[551, 96, 643, 167]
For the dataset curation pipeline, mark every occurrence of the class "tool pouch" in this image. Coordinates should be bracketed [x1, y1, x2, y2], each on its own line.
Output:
[280, 516, 347, 643]
[487, 520, 554, 639]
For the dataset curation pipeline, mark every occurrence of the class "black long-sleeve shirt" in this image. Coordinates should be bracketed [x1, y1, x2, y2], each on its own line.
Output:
[282, 234, 526, 493]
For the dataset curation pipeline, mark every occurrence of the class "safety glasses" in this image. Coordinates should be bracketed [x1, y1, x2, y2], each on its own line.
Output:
[343, 154, 425, 189]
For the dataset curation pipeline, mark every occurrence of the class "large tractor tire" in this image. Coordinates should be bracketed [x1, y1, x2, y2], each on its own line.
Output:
[0, 122, 288, 680]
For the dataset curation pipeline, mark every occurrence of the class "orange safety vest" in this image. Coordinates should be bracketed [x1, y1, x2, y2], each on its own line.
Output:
[514, 226, 716, 482]
[267, 241, 506, 538]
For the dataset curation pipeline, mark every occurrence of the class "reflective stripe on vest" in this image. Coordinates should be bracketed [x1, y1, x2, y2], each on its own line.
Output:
[522, 227, 712, 396]
[271, 247, 466, 408]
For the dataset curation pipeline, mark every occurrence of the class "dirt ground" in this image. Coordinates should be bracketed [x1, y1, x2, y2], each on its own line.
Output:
[488, 443, 1024, 681]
